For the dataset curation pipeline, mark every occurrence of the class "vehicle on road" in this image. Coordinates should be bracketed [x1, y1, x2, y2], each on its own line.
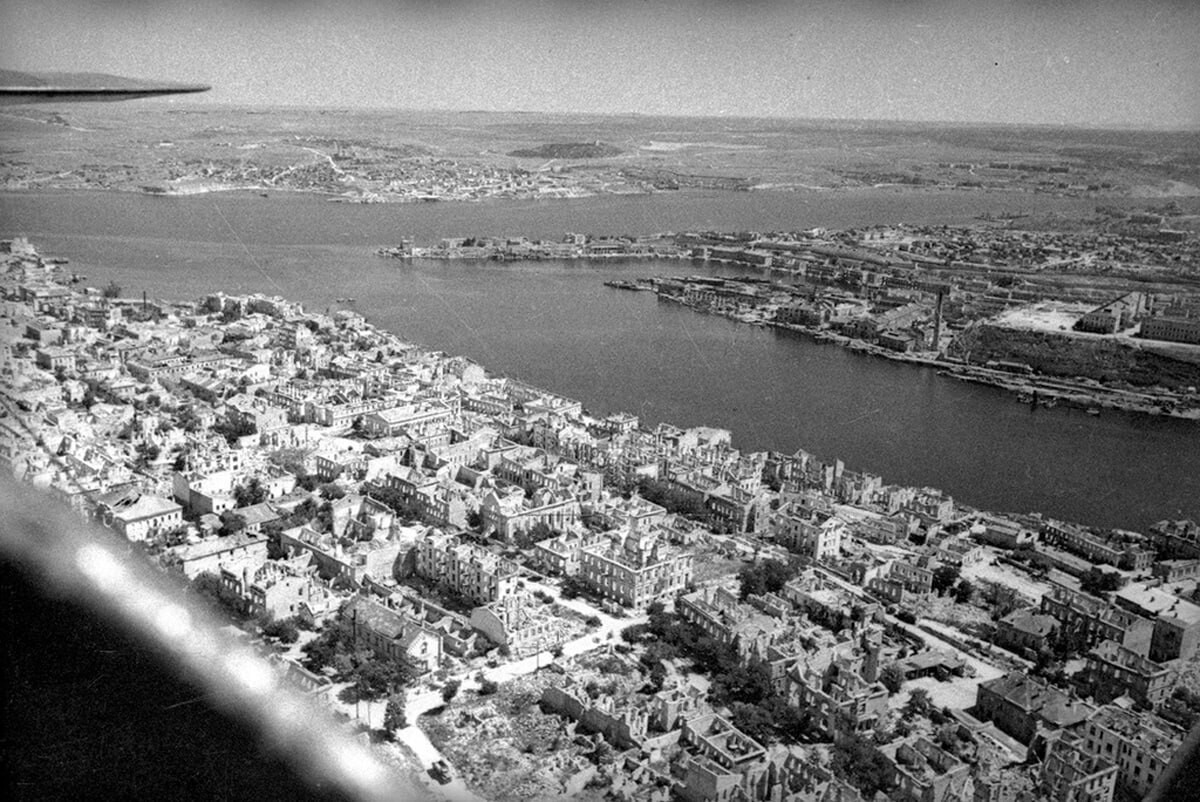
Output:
[428, 760, 452, 785]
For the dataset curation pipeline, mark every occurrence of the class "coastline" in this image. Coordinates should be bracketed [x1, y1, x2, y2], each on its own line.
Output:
[9, 183, 1196, 211]
[655, 292, 1200, 421]
[374, 220, 1200, 423]
[4, 189, 1199, 529]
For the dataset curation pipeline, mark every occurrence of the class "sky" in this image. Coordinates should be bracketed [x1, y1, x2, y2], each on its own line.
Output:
[1, 0, 1198, 128]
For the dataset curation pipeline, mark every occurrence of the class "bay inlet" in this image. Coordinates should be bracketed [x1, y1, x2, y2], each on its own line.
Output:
[2, 188, 1197, 530]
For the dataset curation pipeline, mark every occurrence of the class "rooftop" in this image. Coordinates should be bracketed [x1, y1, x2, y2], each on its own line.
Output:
[112, 494, 182, 523]
[1115, 584, 1200, 626]
[174, 532, 266, 562]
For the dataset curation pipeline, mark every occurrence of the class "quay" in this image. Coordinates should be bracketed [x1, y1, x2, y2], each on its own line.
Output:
[375, 219, 1200, 426]
[378, 221, 1200, 421]
[630, 273, 1200, 421]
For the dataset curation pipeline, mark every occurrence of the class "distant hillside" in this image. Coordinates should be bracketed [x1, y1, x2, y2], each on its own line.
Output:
[508, 142, 622, 159]
[0, 69, 204, 92]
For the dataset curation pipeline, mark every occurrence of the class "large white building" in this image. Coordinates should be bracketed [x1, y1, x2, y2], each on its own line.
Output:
[579, 529, 693, 609]
[773, 511, 845, 561]
[106, 494, 183, 542]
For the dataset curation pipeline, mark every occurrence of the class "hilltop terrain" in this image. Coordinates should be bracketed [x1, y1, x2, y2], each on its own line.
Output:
[507, 142, 622, 159]
[2, 106, 1197, 201]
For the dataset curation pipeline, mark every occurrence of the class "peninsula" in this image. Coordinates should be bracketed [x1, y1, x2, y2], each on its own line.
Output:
[378, 208, 1200, 419]
[5, 237, 1200, 802]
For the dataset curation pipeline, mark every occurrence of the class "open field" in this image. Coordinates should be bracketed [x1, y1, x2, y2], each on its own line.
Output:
[992, 301, 1097, 333]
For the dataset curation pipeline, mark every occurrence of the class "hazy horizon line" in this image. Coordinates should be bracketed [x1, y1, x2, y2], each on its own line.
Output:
[86, 98, 1200, 135]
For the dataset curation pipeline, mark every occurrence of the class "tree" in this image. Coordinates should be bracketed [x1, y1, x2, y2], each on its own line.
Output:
[136, 442, 161, 466]
[301, 615, 355, 672]
[212, 417, 257, 445]
[192, 571, 246, 620]
[346, 658, 410, 703]
[219, 510, 246, 537]
[318, 482, 346, 500]
[312, 501, 334, 533]
[635, 477, 708, 520]
[830, 734, 894, 797]
[730, 702, 776, 744]
[161, 524, 189, 548]
[286, 498, 318, 528]
[370, 485, 420, 521]
[591, 740, 616, 766]
[514, 520, 557, 550]
[478, 678, 499, 696]
[984, 584, 1020, 621]
[879, 663, 906, 695]
[954, 579, 975, 604]
[738, 558, 796, 600]
[234, 477, 267, 508]
[560, 576, 587, 600]
[261, 617, 300, 643]
[904, 687, 932, 719]
[1081, 567, 1123, 596]
[934, 723, 958, 753]
[647, 661, 666, 692]
[177, 407, 201, 433]
[263, 520, 288, 560]
[383, 695, 407, 739]
[102, 280, 122, 299]
[621, 623, 647, 644]
[441, 679, 461, 704]
[932, 564, 961, 595]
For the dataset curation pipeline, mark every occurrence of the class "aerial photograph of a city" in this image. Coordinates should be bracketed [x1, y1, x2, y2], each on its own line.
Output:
[2, 1, 1199, 801]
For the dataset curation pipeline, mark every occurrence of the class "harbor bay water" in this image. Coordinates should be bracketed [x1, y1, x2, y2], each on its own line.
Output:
[2, 189, 1197, 530]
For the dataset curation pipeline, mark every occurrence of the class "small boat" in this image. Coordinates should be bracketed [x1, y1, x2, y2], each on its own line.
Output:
[1087, 407, 1101, 416]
